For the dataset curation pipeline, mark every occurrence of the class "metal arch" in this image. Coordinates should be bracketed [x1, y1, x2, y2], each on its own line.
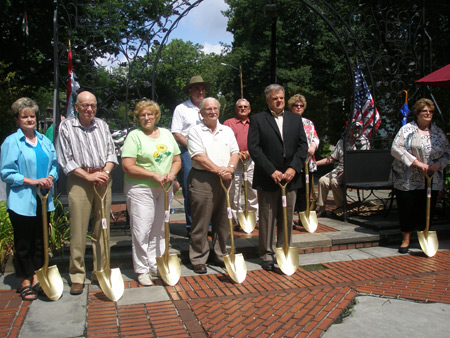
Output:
[52, 0, 432, 139]
[151, 0, 204, 101]
[52, 0, 206, 135]
[295, 1, 429, 141]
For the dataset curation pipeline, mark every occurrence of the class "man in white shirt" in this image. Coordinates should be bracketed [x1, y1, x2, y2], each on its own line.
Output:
[171, 76, 210, 236]
[187, 97, 239, 274]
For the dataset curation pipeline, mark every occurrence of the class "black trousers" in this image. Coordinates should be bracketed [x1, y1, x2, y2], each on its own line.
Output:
[395, 188, 438, 233]
[8, 198, 48, 278]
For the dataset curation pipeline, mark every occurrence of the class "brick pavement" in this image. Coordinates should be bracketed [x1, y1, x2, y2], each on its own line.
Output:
[2, 251, 450, 337]
[87, 251, 450, 337]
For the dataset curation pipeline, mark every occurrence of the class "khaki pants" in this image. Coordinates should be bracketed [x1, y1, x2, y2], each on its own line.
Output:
[317, 170, 344, 209]
[67, 175, 112, 283]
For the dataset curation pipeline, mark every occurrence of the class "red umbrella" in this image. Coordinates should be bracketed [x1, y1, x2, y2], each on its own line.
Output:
[415, 64, 450, 87]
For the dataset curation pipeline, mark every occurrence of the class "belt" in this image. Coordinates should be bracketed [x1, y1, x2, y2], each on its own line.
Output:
[81, 167, 103, 173]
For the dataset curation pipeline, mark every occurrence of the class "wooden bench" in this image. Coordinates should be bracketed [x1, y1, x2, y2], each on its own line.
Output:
[343, 149, 394, 219]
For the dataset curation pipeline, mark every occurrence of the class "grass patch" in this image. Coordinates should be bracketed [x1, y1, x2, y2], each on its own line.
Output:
[300, 264, 328, 271]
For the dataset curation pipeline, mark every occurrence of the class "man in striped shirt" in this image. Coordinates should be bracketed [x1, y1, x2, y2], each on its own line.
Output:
[57, 91, 118, 295]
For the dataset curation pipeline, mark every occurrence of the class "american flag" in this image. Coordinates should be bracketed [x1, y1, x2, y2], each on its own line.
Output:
[66, 42, 80, 118]
[351, 64, 381, 138]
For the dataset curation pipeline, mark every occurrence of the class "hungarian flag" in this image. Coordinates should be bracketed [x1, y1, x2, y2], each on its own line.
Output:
[351, 63, 381, 138]
[66, 42, 80, 118]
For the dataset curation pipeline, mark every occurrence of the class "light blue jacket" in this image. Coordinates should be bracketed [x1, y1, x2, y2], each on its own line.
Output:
[1, 129, 59, 216]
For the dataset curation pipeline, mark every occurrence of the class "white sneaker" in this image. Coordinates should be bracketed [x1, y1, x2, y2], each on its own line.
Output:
[150, 268, 160, 277]
[138, 273, 153, 286]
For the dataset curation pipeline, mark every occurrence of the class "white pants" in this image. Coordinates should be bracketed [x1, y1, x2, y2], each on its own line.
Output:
[125, 182, 173, 274]
[229, 158, 259, 224]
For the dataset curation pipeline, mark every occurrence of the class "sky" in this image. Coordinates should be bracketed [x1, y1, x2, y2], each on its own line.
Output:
[96, 0, 232, 68]
[168, 0, 233, 54]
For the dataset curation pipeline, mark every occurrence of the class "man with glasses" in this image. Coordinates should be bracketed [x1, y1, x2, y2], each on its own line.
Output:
[57, 91, 118, 295]
[224, 99, 259, 229]
[187, 98, 239, 274]
[171, 76, 211, 237]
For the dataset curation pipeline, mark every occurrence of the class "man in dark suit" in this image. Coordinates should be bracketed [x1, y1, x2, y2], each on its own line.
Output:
[248, 84, 308, 271]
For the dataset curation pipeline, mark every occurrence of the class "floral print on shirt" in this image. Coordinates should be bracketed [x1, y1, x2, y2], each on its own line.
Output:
[391, 121, 450, 191]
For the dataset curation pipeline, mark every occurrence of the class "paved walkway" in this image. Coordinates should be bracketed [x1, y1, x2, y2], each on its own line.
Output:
[1, 192, 450, 337]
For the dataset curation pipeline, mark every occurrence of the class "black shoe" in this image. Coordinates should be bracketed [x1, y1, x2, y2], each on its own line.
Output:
[398, 246, 409, 254]
[261, 261, 274, 271]
[212, 259, 226, 268]
[192, 264, 207, 274]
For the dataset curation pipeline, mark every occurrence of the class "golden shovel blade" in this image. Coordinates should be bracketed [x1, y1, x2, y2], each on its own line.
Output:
[275, 247, 299, 276]
[237, 210, 257, 234]
[97, 268, 124, 302]
[417, 230, 439, 257]
[299, 210, 318, 233]
[35, 265, 64, 301]
[224, 253, 247, 284]
[156, 254, 181, 286]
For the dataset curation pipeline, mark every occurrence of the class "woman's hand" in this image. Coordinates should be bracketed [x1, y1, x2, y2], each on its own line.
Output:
[412, 159, 429, 173]
[35, 177, 53, 190]
[161, 172, 176, 185]
[152, 173, 166, 185]
[428, 161, 442, 173]
[307, 144, 316, 157]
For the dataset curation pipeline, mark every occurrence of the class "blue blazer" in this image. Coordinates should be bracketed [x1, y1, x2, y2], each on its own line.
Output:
[1, 129, 59, 216]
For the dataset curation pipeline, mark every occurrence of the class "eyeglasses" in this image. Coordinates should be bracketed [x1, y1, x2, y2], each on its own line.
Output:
[237, 105, 249, 109]
[78, 103, 97, 110]
[139, 113, 155, 119]
[293, 104, 305, 108]
[420, 109, 434, 114]
[203, 107, 219, 112]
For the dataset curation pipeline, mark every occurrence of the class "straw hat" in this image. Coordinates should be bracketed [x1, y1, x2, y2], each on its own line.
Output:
[182, 75, 211, 94]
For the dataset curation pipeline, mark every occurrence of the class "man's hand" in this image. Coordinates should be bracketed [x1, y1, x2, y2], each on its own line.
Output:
[90, 171, 109, 186]
[217, 166, 233, 181]
[271, 170, 284, 184]
[239, 151, 250, 161]
[282, 168, 296, 183]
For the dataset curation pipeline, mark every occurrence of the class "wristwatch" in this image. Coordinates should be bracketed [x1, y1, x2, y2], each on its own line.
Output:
[228, 164, 235, 169]
[104, 170, 111, 175]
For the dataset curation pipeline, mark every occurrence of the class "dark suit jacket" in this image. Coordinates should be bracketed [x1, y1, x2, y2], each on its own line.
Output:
[248, 109, 308, 192]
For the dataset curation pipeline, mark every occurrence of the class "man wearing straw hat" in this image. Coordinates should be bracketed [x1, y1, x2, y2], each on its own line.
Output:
[57, 91, 118, 295]
[248, 84, 307, 271]
[171, 75, 211, 237]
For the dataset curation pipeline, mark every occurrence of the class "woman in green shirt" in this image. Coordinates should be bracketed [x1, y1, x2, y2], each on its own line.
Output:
[122, 100, 181, 286]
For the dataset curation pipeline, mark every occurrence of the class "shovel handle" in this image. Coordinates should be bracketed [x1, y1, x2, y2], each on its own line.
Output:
[93, 184, 111, 271]
[160, 181, 173, 262]
[220, 177, 236, 257]
[36, 187, 50, 269]
[424, 172, 432, 235]
[277, 182, 290, 252]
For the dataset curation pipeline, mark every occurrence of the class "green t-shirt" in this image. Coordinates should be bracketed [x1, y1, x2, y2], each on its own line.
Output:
[45, 124, 54, 142]
[121, 127, 181, 187]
